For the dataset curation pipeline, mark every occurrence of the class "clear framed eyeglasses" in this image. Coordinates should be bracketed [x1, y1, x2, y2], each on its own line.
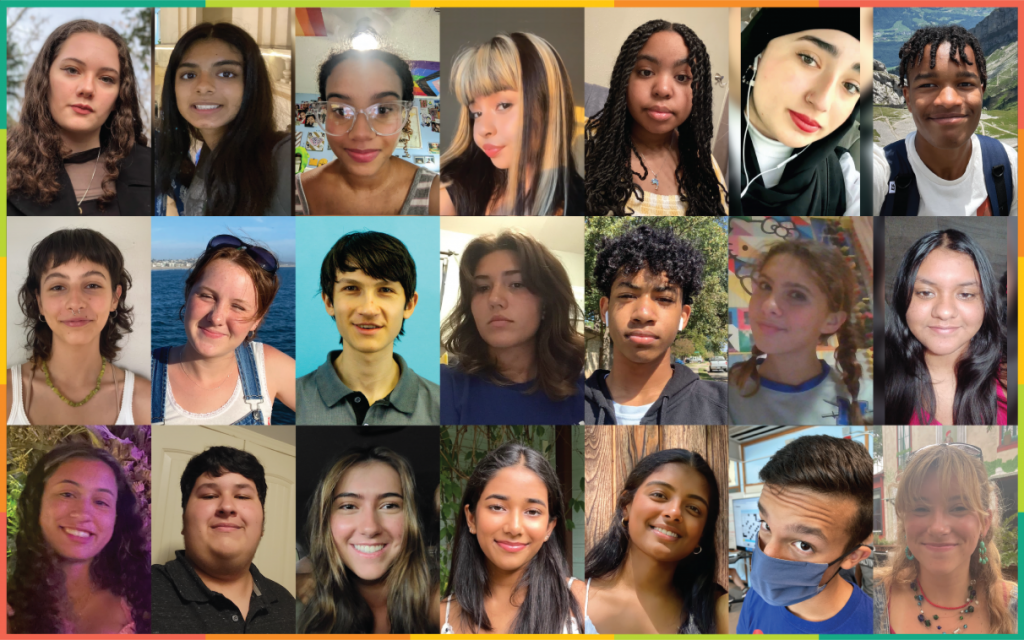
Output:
[309, 100, 413, 137]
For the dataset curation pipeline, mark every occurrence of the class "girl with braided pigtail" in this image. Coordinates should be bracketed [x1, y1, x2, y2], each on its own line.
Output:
[585, 20, 727, 216]
[729, 240, 872, 425]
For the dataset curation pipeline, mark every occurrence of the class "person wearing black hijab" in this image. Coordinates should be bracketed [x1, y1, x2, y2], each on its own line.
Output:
[738, 9, 863, 215]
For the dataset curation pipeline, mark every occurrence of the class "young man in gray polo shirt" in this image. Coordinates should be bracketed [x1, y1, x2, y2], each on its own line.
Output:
[151, 447, 295, 633]
[296, 231, 440, 425]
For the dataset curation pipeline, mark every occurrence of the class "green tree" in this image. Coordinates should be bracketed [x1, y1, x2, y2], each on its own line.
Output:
[672, 337, 696, 360]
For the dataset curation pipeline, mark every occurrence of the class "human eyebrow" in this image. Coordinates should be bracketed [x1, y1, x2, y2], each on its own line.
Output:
[614, 281, 642, 291]
[43, 270, 108, 283]
[796, 35, 838, 58]
[916, 278, 979, 288]
[195, 482, 254, 493]
[55, 479, 115, 496]
[782, 282, 812, 294]
[373, 91, 401, 100]
[636, 54, 691, 67]
[179, 60, 243, 70]
[757, 502, 826, 541]
[60, 57, 120, 76]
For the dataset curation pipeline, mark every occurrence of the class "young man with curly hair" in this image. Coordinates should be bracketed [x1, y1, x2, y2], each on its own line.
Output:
[586, 224, 727, 424]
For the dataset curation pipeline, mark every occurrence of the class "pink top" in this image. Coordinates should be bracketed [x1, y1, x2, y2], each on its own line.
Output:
[910, 382, 1007, 425]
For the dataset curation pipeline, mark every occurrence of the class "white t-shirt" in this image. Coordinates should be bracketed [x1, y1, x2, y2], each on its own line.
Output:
[728, 361, 873, 426]
[612, 400, 655, 425]
[872, 132, 1018, 216]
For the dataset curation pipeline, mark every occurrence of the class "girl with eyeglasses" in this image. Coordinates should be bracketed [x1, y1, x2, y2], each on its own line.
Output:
[150, 235, 296, 425]
[296, 49, 440, 216]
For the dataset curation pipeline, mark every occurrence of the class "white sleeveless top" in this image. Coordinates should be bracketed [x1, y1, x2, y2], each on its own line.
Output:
[582, 577, 700, 634]
[8, 365, 135, 426]
[162, 342, 274, 425]
[442, 578, 582, 634]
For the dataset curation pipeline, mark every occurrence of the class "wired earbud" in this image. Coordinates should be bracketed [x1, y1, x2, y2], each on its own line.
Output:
[679, 318, 685, 332]
[741, 52, 807, 198]
[749, 53, 761, 86]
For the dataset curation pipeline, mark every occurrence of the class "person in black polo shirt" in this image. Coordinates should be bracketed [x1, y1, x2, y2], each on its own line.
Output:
[151, 446, 295, 633]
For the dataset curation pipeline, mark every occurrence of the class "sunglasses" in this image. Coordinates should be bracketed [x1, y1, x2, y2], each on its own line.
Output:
[908, 442, 983, 462]
[207, 235, 279, 274]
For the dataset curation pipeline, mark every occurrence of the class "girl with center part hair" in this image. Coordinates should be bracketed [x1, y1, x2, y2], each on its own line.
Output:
[8, 229, 150, 425]
[296, 49, 439, 215]
[875, 443, 1017, 633]
[442, 442, 585, 633]
[729, 239, 872, 425]
[586, 20, 728, 216]
[7, 443, 150, 634]
[441, 33, 584, 216]
[440, 230, 585, 425]
[298, 447, 439, 633]
[156, 22, 291, 216]
[150, 235, 296, 425]
[885, 229, 1007, 425]
[739, 9, 862, 215]
[7, 19, 151, 216]
[584, 448, 727, 634]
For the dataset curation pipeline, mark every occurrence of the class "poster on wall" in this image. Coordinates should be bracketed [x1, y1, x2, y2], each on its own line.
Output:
[400, 107, 423, 151]
[305, 131, 325, 153]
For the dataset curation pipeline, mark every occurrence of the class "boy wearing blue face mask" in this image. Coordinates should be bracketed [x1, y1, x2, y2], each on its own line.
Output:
[737, 435, 874, 634]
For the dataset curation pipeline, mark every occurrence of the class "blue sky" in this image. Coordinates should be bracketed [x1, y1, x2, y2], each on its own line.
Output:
[151, 217, 296, 262]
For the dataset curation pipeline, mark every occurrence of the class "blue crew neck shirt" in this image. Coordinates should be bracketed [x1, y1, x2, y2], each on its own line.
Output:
[737, 580, 873, 635]
[440, 364, 583, 425]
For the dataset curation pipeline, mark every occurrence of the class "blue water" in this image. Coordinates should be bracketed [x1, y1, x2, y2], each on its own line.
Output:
[151, 268, 296, 424]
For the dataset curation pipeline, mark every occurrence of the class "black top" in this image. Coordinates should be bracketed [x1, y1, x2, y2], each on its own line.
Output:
[151, 550, 296, 634]
[8, 143, 152, 216]
[584, 363, 728, 425]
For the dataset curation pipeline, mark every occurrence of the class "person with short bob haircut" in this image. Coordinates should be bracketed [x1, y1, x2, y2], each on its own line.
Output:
[441, 231, 585, 424]
[738, 435, 874, 634]
[9, 228, 150, 425]
[151, 446, 296, 633]
[296, 231, 440, 425]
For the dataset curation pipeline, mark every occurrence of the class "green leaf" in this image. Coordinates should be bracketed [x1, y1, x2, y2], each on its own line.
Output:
[566, 520, 575, 530]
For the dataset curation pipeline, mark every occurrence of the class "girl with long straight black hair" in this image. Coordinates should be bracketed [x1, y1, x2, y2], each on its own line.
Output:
[885, 228, 1007, 425]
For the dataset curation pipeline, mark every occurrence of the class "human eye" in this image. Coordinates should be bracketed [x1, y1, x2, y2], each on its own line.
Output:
[787, 289, 808, 302]
[380, 286, 395, 294]
[798, 53, 820, 68]
[337, 503, 357, 511]
[957, 292, 977, 301]
[62, 66, 82, 76]
[649, 491, 666, 500]
[95, 498, 111, 508]
[374, 103, 398, 115]
[793, 540, 815, 553]
[101, 75, 118, 85]
[676, 73, 692, 83]
[759, 519, 771, 532]
[200, 493, 217, 500]
[59, 491, 76, 499]
[525, 508, 543, 517]
[217, 70, 238, 79]
[755, 280, 771, 292]
[381, 501, 402, 510]
[915, 289, 934, 299]
[475, 284, 490, 293]
[843, 82, 860, 95]
[686, 504, 703, 516]
[179, 71, 196, 81]
[635, 67, 654, 78]
[488, 504, 506, 512]
[49, 284, 66, 292]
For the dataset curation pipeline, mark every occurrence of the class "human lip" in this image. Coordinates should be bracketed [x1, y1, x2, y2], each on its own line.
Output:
[928, 325, 962, 335]
[496, 540, 528, 552]
[354, 323, 384, 335]
[929, 112, 968, 124]
[61, 526, 96, 542]
[482, 144, 504, 158]
[211, 522, 242, 532]
[191, 103, 223, 113]
[352, 543, 387, 557]
[650, 525, 681, 540]
[71, 103, 94, 115]
[489, 315, 513, 326]
[756, 322, 786, 335]
[625, 330, 658, 344]
[789, 110, 821, 133]
[921, 541, 958, 552]
[646, 106, 675, 121]
[345, 148, 381, 163]
[61, 318, 91, 327]
[199, 326, 226, 339]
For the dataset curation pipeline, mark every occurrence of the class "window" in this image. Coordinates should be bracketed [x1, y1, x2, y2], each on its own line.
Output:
[999, 426, 1017, 452]
[873, 486, 882, 533]
[897, 426, 911, 471]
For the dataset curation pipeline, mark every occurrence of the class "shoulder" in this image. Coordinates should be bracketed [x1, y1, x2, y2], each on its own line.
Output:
[568, 576, 587, 605]
[261, 343, 295, 369]
[254, 567, 296, 605]
[440, 183, 456, 216]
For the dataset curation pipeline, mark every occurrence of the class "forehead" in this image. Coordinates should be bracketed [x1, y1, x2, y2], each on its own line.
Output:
[636, 30, 690, 62]
[760, 484, 854, 543]
[916, 248, 980, 283]
[475, 249, 520, 275]
[335, 265, 403, 290]
[191, 470, 257, 493]
[181, 38, 242, 64]
[334, 461, 402, 495]
[912, 468, 968, 502]
[613, 267, 678, 291]
[327, 57, 402, 97]
[759, 254, 822, 289]
[45, 457, 118, 492]
[195, 258, 258, 299]
[55, 31, 120, 68]
[483, 464, 548, 500]
[644, 462, 710, 501]
[43, 257, 111, 280]
[773, 28, 860, 64]
[909, 42, 976, 71]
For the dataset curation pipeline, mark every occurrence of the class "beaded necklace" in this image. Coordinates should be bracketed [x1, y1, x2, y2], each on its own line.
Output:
[912, 578, 978, 633]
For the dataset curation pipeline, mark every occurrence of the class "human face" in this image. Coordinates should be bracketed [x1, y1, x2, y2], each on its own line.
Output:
[36, 259, 122, 351]
[471, 250, 542, 354]
[904, 472, 989, 577]
[47, 32, 121, 143]
[628, 30, 694, 137]
[330, 461, 406, 582]
[465, 465, 556, 575]
[323, 58, 405, 177]
[903, 43, 983, 152]
[39, 458, 118, 563]
[182, 471, 263, 568]
[183, 259, 262, 360]
[905, 248, 984, 359]
[175, 38, 244, 146]
[749, 254, 846, 357]
[600, 269, 690, 365]
[748, 29, 861, 148]
[470, 90, 521, 170]
[624, 463, 709, 563]
[758, 484, 857, 581]
[324, 266, 417, 356]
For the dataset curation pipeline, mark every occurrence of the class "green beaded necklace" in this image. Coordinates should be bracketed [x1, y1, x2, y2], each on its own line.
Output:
[42, 358, 107, 407]
[912, 578, 977, 634]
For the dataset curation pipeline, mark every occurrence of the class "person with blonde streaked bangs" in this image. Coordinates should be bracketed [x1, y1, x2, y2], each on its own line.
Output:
[440, 32, 584, 216]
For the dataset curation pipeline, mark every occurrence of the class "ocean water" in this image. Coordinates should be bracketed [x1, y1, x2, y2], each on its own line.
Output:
[151, 268, 296, 424]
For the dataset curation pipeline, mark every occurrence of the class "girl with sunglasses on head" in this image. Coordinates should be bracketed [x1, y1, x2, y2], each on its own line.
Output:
[296, 49, 439, 216]
[155, 22, 291, 216]
[8, 229, 150, 426]
[150, 235, 296, 425]
[8, 19, 151, 216]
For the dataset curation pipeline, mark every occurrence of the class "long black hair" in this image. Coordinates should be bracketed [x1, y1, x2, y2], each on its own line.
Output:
[155, 22, 286, 215]
[444, 443, 582, 634]
[585, 449, 723, 634]
[885, 228, 1006, 424]
[585, 20, 725, 216]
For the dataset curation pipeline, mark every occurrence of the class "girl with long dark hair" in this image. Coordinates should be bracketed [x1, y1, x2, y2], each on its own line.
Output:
[586, 20, 727, 216]
[7, 19, 150, 216]
[441, 33, 584, 216]
[584, 448, 726, 634]
[7, 442, 150, 633]
[155, 22, 290, 216]
[885, 228, 1007, 425]
[442, 442, 584, 633]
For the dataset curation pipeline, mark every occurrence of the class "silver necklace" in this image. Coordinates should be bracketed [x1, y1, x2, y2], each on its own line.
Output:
[76, 149, 101, 215]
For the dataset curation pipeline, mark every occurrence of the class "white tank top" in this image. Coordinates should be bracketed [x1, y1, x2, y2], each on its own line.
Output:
[162, 342, 274, 425]
[8, 364, 136, 426]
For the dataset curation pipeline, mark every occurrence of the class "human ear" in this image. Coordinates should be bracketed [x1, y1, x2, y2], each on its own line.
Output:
[322, 292, 335, 317]
[464, 504, 477, 535]
[112, 284, 123, 311]
[902, 86, 910, 107]
[678, 304, 693, 332]
[599, 297, 609, 325]
[839, 544, 873, 570]
[545, 517, 557, 541]
[821, 310, 848, 336]
[403, 291, 419, 319]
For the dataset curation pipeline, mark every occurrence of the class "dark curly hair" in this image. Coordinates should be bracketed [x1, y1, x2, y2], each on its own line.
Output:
[17, 228, 133, 366]
[898, 25, 987, 91]
[7, 19, 148, 209]
[585, 20, 726, 216]
[9, 443, 151, 634]
[179, 446, 267, 511]
[593, 224, 705, 306]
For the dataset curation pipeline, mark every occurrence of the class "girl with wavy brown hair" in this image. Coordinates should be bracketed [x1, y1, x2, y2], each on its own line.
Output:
[7, 19, 151, 216]
[440, 230, 585, 424]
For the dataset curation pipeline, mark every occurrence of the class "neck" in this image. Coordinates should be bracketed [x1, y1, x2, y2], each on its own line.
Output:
[356, 575, 390, 609]
[180, 342, 238, 382]
[490, 341, 537, 384]
[485, 559, 527, 605]
[62, 558, 94, 596]
[45, 343, 105, 385]
[334, 348, 401, 404]
[200, 127, 225, 151]
[617, 544, 678, 594]
[331, 156, 395, 192]
[785, 567, 852, 622]
[61, 129, 101, 155]
[757, 350, 823, 387]
[914, 132, 973, 181]
[917, 564, 972, 608]
[924, 344, 966, 382]
[187, 550, 253, 592]
[631, 123, 675, 154]
[606, 347, 674, 405]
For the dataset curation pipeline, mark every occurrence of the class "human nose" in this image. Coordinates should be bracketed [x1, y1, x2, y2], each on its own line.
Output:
[356, 507, 383, 536]
[502, 509, 523, 537]
[194, 70, 215, 95]
[66, 288, 86, 312]
[935, 84, 964, 109]
[475, 111, 495, 138]
[806, 72, 838, 113]
[348, 110, 375, 140]
[76, 72, 96, 98]
[215, 493, 238, 515]
[356, 292, 382, 316]
[759, 291, 782, 317]
[488, 283, 508, 308]
[661, 499, 682, 521]
[931, 293, 958, 320]
[653, 71, 674, 98]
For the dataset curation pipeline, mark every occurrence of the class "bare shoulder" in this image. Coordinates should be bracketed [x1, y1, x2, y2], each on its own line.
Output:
[131, 371, 152, 424]
[262, 343, 293, 364]
[440, 184, 455, 216]
[569, 575, 588, 604]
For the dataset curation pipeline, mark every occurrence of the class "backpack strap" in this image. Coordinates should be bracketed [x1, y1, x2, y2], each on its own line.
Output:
[151, 347, 171, 424]
[235, 342, 265, 424]
[978, 135, 1012, 216]
[880, 140, 919, 216]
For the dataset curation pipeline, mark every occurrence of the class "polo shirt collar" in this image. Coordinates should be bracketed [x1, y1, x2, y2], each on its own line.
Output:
[169, 550, 277, 605]
[315, 351, 417, 415]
